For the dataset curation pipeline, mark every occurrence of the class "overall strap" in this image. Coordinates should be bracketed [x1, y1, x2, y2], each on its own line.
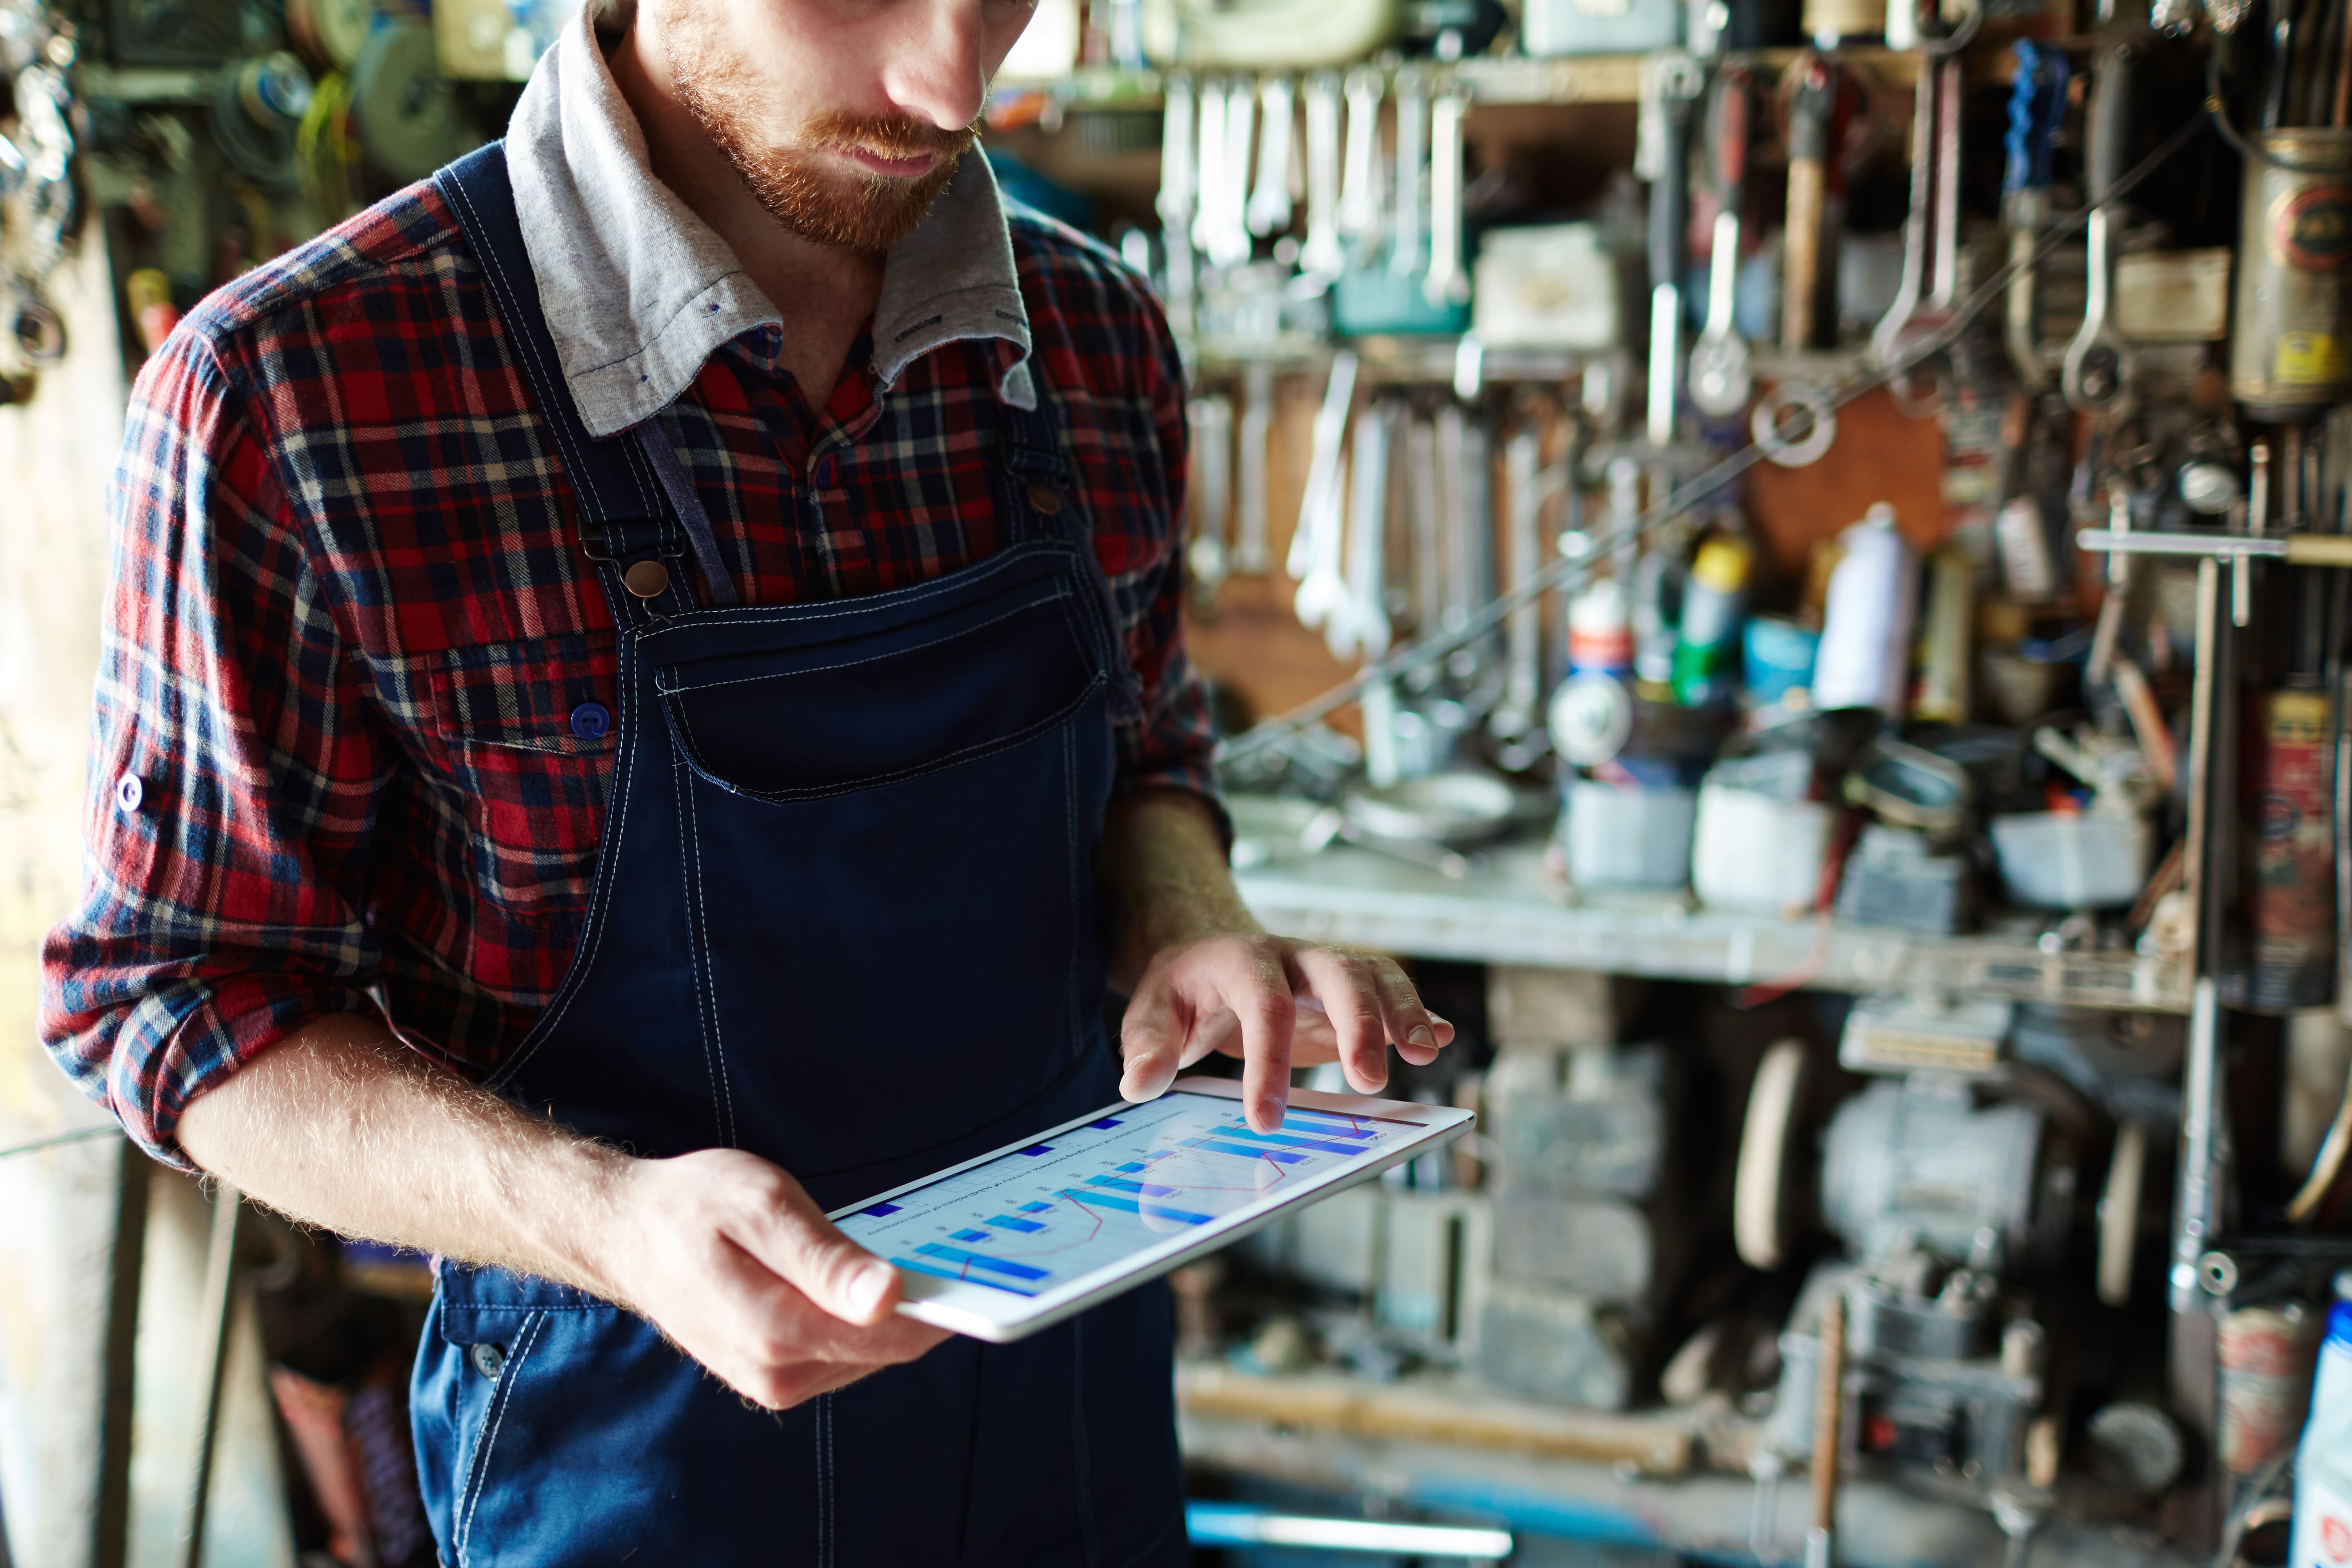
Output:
[434, 144, 731, 616]
[995, 391, 1145, 723]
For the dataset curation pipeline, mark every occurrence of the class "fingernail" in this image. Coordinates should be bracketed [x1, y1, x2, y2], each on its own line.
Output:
[1409, 1025, 1436, 1047]
[1430, 1013, 1452, 1029]
[846, 1264, 892, 1317]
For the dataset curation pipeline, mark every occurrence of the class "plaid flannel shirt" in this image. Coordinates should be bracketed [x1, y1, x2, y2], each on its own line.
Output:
[40, 170, 1210, 1168]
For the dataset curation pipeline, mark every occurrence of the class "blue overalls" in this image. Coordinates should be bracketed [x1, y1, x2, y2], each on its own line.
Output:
[411, 145, 1186, 1567]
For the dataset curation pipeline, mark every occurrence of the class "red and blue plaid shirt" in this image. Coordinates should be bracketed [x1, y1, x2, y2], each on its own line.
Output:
[40, 178, 1211, 1168]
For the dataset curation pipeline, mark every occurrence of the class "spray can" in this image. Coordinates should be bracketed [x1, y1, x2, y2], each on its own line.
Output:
[2247, 684, 2339, 1011]
[2230, 129, 2352, 419]
[1744, 617, 1819, 710]
[2218, 1303, 2322, 1474]
[1811, 503, 1917, 717]
[1568, 578, 1637, 677]
[2291, 1276, 2352, 1568]
[1673, 536, 1753, 706]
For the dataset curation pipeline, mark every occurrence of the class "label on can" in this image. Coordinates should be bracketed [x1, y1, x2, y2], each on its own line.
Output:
[2270, 184, 2352, 271]
[2278, 332, 2349, 385]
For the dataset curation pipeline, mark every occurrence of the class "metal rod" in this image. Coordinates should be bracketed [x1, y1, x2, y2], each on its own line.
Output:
[178, 1187, 242, 1568]
[1806, 1292, 1846, 1568]
[94, 1142, 150, 1568]
[2078, 528, 2352, 566]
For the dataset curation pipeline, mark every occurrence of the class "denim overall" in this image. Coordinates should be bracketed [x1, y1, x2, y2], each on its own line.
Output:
[411, 145, 1185, 1567]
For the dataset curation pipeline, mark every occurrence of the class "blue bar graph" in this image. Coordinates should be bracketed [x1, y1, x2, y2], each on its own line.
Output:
[1192, 1138, 1307, 1164]
[950, 1229, 991, 1243]
[1084, 1174, 1184, 1198]
[1059, 1188, 1213, 1226]
[1090, 1118, 1125, 1129]
[1212, 1126, 1376, 1158]
[986, 1215, 1045, 1233]
[1281, 1111, 1378, 1140]
[1018, 1201, 1053, 1213]
[892, 1256, 1034, 1296]
[914, 1243, 1050, 1282]
[1115, 1162, 1147, 1173]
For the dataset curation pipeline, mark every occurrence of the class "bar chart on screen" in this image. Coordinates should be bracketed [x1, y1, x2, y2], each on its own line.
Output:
[835, 1094, 1422, 1297]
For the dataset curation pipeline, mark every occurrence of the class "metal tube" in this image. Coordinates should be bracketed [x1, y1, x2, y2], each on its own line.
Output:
[94, 1142, 150, 1568]
[178, 1187, 242, 1568]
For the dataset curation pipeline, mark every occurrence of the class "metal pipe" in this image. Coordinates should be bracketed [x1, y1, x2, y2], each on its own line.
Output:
[178, 1188, 243, 1568]
[2076, 528, 2352, 566]
[94, 1142, 150, 1568]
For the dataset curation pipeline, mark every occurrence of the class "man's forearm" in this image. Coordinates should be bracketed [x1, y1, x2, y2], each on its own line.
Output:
[176, 1012, 630, 1295]
[1099, 788, 1255, 991]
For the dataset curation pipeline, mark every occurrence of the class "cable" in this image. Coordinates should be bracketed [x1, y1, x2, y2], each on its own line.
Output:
[0, 1125, 120, 1162]
[2207, 48, 2348, 169]
[1216, 104, 2217, 766]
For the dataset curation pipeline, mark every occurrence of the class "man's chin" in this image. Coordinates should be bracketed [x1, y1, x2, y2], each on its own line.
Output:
[739, 151, 963, 255]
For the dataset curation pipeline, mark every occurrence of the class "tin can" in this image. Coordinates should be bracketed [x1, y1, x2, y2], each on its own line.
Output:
[2247, 686, 2338, 1013]
[2218, 1304, 2322, 1474]
[2230, 129, 2352, 418]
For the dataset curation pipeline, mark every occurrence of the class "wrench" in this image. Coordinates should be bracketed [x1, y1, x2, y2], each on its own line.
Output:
[1235, 361, 1274, 573]
[2003, 41, 2069, 386]
[1424, 83, 1473, 308]
[1295, 72, 1345, 289]
[1247, 76, 1295, 238]
[1191, 79, 1235, 267]
[1689, 67, 1755, 417]
[1869, 45, 1964, 377]
[1494, 420, 1545, 739]
[1337, 399, 1396, 661]
[1392, 66, 1429, 277]
[2062, 35, 2139, 419]
[1187, 394, 1234, 593]
[1290, 350, 1360, 631]
[1157, 72, 1197, 328]
[1338, 66, 1385, 250]
[1215, 78, 1257, 268]
[1780, 55, 1834, 353]
[1639, 53, 1704, 448]
[1406, 407, 1445, 637]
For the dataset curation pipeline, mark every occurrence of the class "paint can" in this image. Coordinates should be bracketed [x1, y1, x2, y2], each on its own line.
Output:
[1673, 537, 1754, 706]
[2218, 1304, 2322, 1475]
[2230, 130, 2352, 419]
[2247, 685, 2339, 1012]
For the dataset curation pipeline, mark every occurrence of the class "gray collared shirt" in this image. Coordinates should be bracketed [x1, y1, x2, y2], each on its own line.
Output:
[502, 0, 1037, 438]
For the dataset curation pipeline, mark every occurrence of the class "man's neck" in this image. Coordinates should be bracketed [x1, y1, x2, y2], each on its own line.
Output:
[606, 22, 883, 401]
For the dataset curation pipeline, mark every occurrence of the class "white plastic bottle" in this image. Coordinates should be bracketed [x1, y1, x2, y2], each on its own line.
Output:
[1811, 503, 1918, 717]
[2292, 1273, 2352, 1568]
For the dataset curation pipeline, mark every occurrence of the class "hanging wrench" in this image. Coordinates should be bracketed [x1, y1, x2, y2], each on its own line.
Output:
[1247, 76, 1295, 238]
[1424, 81, 1473, 308]
[1638, 52, 1704, 448]
[1295, 71, 1345, 290]
[1216, 79, 1257, 268]
[1870, 34, 1965, 379]
[1780, 55, 1834, 353]
[1191, 78, 1230, 265]
[1337, 66, 1385, 252]
[1391, 66, 1429, 277]
[1406, 406, 1445, 637]
[1336, 399, 1395, 661]
[1290, 350, 1361, 632]
[1494, 419, 1545, 739]
[1187, 394, 1234, 593]
[2004, 41, 2069, 387]
[2062, 34, 2140, 419]
[1690, 67, 1755, 417]
[1235, 360, 1274, 573]
[1158, 73, 1197, 330]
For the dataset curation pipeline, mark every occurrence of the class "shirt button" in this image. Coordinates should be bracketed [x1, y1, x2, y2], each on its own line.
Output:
[115, 773, 144, 813]
[569, 702, 610, 741]
[470, 1342, 505, 1379]
[1027, 482, 1064, 515]
[813, 457, 836, 488]
[623, 559, 670, 599]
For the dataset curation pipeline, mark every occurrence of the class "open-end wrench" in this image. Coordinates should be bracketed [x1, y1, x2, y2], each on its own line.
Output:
[2062, 34, 2140, 419]
[1423, 82, 1473, 309]
[1336, 398, 1396, 661]
[1780, 55, 1834, 354]
[1406, 407, 1445, 637]
[1690, 67, 1755, 417]
[1215, 77, 1258, 268]
[1290, 350, 1360, 630]
[1247, 77, 1295, 238]
[2003, 41, 2069, 386]
[1235, 361, 1274, 573]
[1187, 394, 1234, 593]
[1494, 419, 1545, 739]
[1190, 78, 1228, 267]
[1391, 66, 1429, 277]
[1295, 71, 1345, 290]
[1870, 35, 1965, 379]
[1639, 53, 1704, 448]
[1158, 73, 1197, 328]
[1338, 66, 1385, 252]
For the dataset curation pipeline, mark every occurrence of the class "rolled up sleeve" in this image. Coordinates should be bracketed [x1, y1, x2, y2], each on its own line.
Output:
[40, 330, 388, 1168]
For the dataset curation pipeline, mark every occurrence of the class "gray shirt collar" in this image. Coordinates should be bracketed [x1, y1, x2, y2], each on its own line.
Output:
[501, 0, 1035, 439]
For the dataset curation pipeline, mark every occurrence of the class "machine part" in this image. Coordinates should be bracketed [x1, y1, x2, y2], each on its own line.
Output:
[1847, 1262, 1994, 1364]
[1470, 223, 1621, 350]
[1835, 825, 1975, 937]
[1476, 1281, 1634, 1409]
[1752, 382, 1837, 467]
[2229, 129, 2352, 418]
[1186, 395, 1232, 593]
[1735, 1038, 1808, 1270]
[1988, 810, 2152, 910]
[2170, 980, 2225, 1315]
[1690, 69, 1755, 417]
[2096, 1121, 2147, 1307]
[1549, 672, 1634, 765]
[1913, 550, 1971, 724]
[287, 0, 377, 69]
[1563, 780, 1697, 891]
[1423, 85, 1471, 309]
[1640, 54, 1702, 448]
[1343, 768, 1529, 849]
[1491, 1194, 1652, 1303]
[1782, 57, 1833, 354]
[1842, 736, 1972, 844]
[1838, 992, 2013, 1077]
[1820, 1078, 2047, 1266]
[10, 291, 65, 365]
[2061, 35, 2138, 419]
[1691, 784, 1833, 916]
[2084, 1401, 2186, 1495]
[351, 20, 470, 184]
[1246, 76, 1295, 238]
[212, 51, 314, 192]
[1806, 1291, 1845, 1568]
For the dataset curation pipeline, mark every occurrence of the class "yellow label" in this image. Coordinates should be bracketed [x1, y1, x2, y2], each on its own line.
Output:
[2277, 331, 2347, 384]
[2267, 690, 2330, 744]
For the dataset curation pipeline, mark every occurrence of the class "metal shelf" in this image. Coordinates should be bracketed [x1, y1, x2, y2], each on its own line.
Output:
[1229, 797, 2192, 1012]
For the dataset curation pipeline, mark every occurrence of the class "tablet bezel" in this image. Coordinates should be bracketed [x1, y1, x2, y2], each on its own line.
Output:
[826, 1076, 1474, 1343]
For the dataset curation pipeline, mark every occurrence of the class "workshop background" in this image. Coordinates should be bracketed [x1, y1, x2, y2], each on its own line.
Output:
[3, 0, 2352, 1561]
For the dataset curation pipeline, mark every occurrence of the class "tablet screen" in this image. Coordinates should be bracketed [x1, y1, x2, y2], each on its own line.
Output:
[835, 1090, 1426, 1300]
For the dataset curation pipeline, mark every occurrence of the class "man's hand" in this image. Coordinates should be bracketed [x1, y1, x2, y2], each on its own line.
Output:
[1117, 934, 1456, 1132]
[595, 1149, 949, 1408]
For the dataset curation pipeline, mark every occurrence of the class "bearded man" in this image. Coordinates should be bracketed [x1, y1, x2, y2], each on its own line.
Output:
[40, 0, 1456, 1561]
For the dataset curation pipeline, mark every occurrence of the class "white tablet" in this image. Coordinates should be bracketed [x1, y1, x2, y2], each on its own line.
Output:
[830, 1077, 1474, 1343]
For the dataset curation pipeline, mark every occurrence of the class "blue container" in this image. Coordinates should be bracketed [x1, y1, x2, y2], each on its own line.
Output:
[1744, 616, 1819, 710]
